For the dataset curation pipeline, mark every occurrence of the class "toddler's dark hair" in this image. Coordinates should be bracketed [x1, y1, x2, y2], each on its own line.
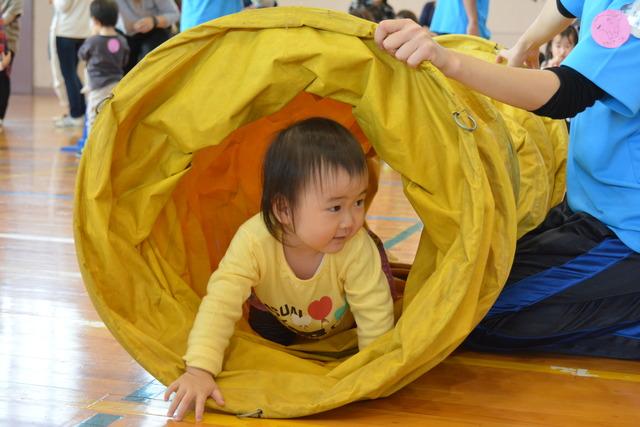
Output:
[261, 117, 367, 239]
[90, 0, 119, 27]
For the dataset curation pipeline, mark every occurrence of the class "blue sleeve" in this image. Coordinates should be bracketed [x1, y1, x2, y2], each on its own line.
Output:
[563, 6, 640, 117]
[559, 0, 584, 18]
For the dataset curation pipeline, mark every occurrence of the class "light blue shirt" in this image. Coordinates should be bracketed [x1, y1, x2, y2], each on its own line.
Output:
[115, 0, 180, 35]
[561, 0, 640, 252]
[430, 0, 491, 39]
[180, 0, 243, 32]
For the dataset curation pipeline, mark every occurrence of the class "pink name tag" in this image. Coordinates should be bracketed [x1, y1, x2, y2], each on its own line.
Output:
[107, 38, 121, 54]
[591, 9, 631, 48]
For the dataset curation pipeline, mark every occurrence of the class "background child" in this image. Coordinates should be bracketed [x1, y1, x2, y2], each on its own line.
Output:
[541, 25, 577, 68]
[164, 117, 395, 421]
[0, 0, 22, 130]
[78, 0, 129, 139]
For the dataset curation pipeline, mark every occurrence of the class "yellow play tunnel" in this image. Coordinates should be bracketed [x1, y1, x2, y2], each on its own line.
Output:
[74, 8, 567, 418]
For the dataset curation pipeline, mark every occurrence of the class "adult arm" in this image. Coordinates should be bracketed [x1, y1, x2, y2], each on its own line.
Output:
[152, 0, 180, 28]
[462, 0, 480, 36]
[375, 18, 606, 117]
[132, 0, 180, 33]
[375, 18, 560, 111]
[532, 66, 604, 119]
[501, 0, 576, 68]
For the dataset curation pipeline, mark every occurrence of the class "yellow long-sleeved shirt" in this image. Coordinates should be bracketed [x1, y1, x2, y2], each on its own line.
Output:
[184, 214, 395, 376]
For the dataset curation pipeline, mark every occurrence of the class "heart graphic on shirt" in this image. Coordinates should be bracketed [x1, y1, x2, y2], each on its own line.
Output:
[308, 296, 332, 320]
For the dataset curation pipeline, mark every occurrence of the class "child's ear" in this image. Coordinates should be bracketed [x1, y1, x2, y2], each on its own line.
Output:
[272, 196, 292, 226]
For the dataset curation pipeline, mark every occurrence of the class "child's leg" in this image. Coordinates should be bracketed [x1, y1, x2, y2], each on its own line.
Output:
[0, 68, 10, 121]
[86, 83, 117, 136]
[248, 305, 297, 345]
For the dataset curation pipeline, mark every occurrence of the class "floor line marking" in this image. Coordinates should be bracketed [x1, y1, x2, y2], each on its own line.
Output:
[0, 190, 74, 199]
[445, 355, 640, 383]
[0, 232, 74, 244]
[384, 222, 423, 249]
[124, 380, 166, 402]
[77, 413, 123, 426]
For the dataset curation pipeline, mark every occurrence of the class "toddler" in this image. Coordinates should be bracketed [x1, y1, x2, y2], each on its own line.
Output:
[164, 117, 395, 421]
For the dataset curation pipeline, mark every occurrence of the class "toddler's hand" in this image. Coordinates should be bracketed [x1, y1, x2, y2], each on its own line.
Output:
[375, 19, 449, 70]
[164, 366, 225, 422]
[545, 56, 563, 68]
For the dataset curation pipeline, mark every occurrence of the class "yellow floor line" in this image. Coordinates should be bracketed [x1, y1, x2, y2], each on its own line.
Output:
[445, 355, 640, 383]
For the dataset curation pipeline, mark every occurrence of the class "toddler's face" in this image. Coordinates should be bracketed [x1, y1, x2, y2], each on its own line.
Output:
[285, 167, 368, 255]
[551, 35, 575, 63]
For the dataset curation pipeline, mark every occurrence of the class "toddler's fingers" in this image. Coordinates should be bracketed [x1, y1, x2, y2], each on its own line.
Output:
[211, 387, 225, 406]
[174, 393, 194, 421]
[195, 395, 207, 422]
[166, 389, 184, 417]
[163, 382, 178, 401]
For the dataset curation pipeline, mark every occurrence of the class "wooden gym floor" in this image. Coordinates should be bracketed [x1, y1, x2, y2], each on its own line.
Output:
[1, 95, 638, 426]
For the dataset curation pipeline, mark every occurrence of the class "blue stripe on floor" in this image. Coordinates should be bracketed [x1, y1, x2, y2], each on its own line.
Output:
[124, 380, 165, 402]
[384, 222, 423, 249]
[77, 413, 122, 426]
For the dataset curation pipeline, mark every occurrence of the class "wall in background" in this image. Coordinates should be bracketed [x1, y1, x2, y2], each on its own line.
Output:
[278, 0, 545, 46]
[33, 0, 545, 92]
[12, 0, 33, 94]
[33, 3, 54, 93]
